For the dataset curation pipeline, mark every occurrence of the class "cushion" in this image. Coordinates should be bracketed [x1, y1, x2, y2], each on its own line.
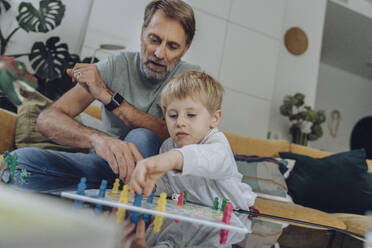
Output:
[280, 149, 372, 214]
[224, 132, 290, 157]
[234, 154, 290, 201]
[291, 143, 372, 167]
[15, 90, 88, 153]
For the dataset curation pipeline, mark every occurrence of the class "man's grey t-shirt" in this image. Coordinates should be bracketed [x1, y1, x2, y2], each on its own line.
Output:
[96, 51, 200, 139]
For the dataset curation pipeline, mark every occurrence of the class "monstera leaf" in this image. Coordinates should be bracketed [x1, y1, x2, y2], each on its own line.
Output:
[17, 0, 65, 33]
[29, 36, 70, 81]
[0, 0, 10, 14]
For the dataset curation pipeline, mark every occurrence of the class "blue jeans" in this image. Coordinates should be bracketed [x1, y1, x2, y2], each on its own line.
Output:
[1, 128, 161, 193]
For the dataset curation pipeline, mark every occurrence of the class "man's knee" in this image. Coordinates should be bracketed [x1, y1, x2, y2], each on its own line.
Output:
[125, 128, 161, 158]
[11, 147, 40, 161]
[126, 128, 159, 143]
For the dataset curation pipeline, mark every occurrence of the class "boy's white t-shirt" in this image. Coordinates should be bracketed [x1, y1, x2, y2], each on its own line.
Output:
[156, 128, 256, 211]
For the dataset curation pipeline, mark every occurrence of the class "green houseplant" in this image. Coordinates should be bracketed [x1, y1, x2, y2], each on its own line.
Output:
[280, 93, 326, 146]
[0, 0, 65, 55]
[0, 0, 96, 111]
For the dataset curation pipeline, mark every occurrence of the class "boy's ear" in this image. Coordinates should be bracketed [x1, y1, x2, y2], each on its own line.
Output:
[210, 110, 222, 128]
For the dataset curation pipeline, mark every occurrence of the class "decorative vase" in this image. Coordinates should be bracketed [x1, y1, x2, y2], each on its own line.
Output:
[291, 126, 308, 146]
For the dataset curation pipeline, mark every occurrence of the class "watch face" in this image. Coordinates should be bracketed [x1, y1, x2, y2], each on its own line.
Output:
[105, 92, 124, 111]
[113, 93, 124, 105]
[284, 27, 308, 55]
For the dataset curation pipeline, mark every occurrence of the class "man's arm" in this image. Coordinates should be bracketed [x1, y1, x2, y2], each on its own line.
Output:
[36, 85, 143, 182]
[36, 84, 97, 148]
[68, 64, 169, 140]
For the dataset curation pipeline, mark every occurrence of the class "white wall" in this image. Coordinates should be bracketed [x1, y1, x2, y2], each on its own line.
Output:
[186, 0, 286, 138]
[80, 0, 147, 59]
[268, 0, 327, 141]
[311, 62, 372, 152]
[81, 0, 328, 140]
[1, 0, 92, 70]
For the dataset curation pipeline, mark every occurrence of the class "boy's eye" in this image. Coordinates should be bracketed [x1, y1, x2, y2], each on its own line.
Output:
[169, 114, 177, 118]
[187, 114, 196, 118]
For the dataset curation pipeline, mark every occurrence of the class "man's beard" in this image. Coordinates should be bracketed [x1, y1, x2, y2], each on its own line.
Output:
[140, 46, 178, 82]
[140, 55, 170, 82]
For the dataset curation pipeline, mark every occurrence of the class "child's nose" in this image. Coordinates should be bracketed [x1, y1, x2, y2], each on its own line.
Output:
[176, 117, 186, 127]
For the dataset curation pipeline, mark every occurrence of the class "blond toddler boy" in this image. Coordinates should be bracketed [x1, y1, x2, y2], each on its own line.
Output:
[130, 71, 256, 210]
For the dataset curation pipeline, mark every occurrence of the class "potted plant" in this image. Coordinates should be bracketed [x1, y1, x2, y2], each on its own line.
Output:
[0, 0, 97, 111]
[280, 93, 326, 146]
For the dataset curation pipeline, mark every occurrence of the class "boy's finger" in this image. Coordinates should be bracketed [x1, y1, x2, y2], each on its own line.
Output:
[130, 181, 143, 195]
[144, 182, 155, 196]
[137, 168, 147, 189]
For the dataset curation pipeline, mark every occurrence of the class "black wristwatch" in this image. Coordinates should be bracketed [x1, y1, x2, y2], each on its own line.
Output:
[104, 92, 124, 111]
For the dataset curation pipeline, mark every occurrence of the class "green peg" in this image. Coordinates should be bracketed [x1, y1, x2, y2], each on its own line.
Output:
[2, 151, 30, 184]
[221, 198, 229, 211]
[183, 191, 188, 205]
[213, 197, 219, 210]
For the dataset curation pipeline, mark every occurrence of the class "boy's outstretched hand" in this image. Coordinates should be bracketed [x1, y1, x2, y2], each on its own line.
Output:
[130, 150, 183, 196]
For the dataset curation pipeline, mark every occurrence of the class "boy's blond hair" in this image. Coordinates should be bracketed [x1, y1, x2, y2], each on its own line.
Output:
[161, 71, 224, 114]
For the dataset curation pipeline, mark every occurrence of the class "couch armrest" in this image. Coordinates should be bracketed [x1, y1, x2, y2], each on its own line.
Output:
[254, 197, 346, 230]
[0, 108, 17, 153]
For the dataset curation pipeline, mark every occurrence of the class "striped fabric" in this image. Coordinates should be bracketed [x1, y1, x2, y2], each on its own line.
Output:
[234, 154, 289, 200]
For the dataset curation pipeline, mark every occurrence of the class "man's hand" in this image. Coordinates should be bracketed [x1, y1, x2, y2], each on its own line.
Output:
[91, 134, 143, 183]
[130, 150, 183, 196]
[66, 63, 111, 104]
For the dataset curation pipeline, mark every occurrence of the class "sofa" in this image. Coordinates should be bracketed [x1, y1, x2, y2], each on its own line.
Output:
[0, 105, 370, 240]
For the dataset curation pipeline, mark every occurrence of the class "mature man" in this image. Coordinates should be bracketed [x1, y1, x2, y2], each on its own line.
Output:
[1, 0, 199, 191]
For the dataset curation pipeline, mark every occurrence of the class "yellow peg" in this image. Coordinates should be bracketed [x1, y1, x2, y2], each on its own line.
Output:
[153, 215, 164, 233]
[116, 184, 130, 223]
[116, 208, 125, 223]
[112, 178, 120, 192]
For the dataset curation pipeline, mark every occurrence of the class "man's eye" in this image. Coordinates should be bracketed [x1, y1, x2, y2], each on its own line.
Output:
[148, 35, 160, 44]
[168, 44, 178, 50]
[151, 38, 160, 44]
